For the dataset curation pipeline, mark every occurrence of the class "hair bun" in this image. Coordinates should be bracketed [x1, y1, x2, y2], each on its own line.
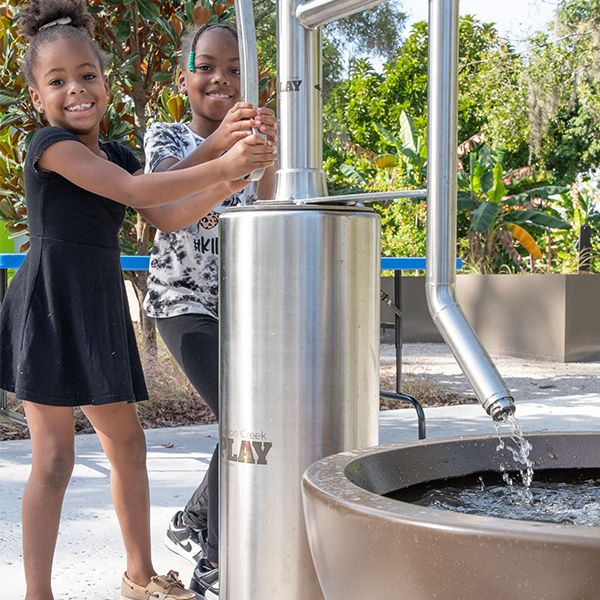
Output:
[18, 0, 93, 38]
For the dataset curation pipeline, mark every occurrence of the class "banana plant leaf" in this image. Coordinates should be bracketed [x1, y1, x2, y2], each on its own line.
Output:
[505, 209, 571, 229]
[469, 201, 499, 233]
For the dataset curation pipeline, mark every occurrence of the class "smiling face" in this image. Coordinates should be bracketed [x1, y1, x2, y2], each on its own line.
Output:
[28, 36, 108, 144]
[179, 28, 240, 137]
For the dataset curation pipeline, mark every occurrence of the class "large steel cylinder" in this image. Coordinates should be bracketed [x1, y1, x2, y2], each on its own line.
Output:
[219, 203, 380, 599]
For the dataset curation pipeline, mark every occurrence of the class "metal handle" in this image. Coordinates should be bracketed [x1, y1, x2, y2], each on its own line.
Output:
[255, 189, 427, 205]
[235, 0, 265, 182]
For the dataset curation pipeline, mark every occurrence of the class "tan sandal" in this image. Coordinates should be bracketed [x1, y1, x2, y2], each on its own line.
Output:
[121, 570, 200, 599]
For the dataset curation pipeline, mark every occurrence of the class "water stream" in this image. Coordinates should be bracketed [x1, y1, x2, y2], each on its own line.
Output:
[493, 412, 534, 502]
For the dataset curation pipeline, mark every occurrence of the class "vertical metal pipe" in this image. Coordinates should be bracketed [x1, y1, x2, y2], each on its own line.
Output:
[235, 0, 265, 181]
[275, 0, 328, 200]
[394, 270, 402, 393]
[426, 0, 514, 420]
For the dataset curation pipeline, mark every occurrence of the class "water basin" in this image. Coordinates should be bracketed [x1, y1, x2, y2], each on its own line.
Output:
[302, 432, 600, 600]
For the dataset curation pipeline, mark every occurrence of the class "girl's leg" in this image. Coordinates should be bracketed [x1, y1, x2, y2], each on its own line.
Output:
[22, 401, 75, 600]
[81, 402, 155, 586]
[157, 314, 219, 563]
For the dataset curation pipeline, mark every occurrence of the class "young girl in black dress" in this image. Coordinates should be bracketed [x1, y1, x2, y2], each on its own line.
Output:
[0, 1, 275, 599]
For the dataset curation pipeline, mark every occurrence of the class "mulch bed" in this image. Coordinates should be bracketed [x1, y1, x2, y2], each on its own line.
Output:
[1, 355, 475, 442]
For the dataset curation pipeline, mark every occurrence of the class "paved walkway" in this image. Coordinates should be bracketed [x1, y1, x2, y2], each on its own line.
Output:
[1, 344, 599, 599]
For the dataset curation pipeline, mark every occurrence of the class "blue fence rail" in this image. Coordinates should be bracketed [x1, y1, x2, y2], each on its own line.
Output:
[0, 253, 462, 436]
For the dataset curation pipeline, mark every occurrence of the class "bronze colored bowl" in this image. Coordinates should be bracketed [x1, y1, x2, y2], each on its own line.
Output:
[302, 432, 600, 600]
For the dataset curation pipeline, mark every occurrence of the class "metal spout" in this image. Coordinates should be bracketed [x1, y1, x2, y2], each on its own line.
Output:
[488, 397, 516, 422]
[426, 0, 515, 420]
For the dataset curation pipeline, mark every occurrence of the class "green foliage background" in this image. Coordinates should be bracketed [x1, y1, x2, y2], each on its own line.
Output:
[1, 0, 599, 284]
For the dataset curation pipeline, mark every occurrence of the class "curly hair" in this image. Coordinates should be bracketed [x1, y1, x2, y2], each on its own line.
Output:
[180, 23, 238, 71]
[18, 0, 110, 84]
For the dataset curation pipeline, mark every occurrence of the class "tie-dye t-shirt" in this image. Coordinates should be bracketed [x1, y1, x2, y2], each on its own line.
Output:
[142, 121, 254, 319]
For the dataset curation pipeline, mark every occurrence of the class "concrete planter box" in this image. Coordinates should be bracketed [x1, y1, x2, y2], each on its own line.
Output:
[381, 273, 600, 362]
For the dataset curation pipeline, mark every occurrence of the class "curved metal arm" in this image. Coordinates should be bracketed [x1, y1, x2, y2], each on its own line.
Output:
[234, 0, 265, 182]
[296, 0, 383, 29]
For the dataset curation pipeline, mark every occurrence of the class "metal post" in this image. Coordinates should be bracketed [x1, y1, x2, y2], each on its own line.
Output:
[235, 0, 266, 182]
[275, 0, 328, 200]
[394, 269, 402, 392]
[220, 206, 380, 600]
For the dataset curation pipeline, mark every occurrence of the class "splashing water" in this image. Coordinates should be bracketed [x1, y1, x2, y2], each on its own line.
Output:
[405, 470, 600, 526]
[494, 412, 535, 502]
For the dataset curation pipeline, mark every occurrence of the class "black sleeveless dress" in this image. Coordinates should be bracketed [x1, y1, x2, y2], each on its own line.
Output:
[0, 127, 148, 406]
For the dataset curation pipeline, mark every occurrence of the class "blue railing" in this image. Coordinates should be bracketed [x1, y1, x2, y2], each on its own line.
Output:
[0, 253, 461, 272]
[0, 253, 151, 271]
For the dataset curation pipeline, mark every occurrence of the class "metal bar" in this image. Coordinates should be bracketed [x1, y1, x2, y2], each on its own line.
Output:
[288, 189, 427, 204]
[235, 0, 265, 181]
[379, 290, 402, 319]
[394, 269, 402, 393]
[0, 254, 151, 271]
[425, 0, 514, 421]
[296, 0, 382, 29]
[380, 390, 426, 439]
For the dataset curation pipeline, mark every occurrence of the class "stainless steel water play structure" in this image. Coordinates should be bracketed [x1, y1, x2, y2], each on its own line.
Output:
[220, 0, 518, 598]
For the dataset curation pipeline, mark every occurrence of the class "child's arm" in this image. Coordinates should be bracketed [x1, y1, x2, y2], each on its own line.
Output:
[138, 180, 248, 232]
[36, 134, 275, 210]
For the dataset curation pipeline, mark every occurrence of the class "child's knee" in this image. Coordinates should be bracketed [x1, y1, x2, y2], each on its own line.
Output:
[111, 428, 147, 470]
[32, 446, 75, 489]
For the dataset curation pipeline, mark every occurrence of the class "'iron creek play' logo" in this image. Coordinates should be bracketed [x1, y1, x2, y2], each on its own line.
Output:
[222, 429, 273, 465]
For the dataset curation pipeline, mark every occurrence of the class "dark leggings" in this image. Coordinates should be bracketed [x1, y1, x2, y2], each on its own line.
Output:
[156, 313, 218, 564]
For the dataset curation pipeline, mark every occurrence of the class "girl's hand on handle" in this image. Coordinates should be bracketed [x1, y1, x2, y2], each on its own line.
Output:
[208, 103, 278, 156]
[208, 102, 258, 155]
[254, 107, 277, 146]
[219, 133, 277, 181]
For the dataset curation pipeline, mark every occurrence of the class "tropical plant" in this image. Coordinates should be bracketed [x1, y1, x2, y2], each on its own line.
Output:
[323, 17, 527, 162]
[458, 145, 571, 273]
[373, 111, 427, 188]
[550, 172, 600, 272]
[524, 0, 600, 182]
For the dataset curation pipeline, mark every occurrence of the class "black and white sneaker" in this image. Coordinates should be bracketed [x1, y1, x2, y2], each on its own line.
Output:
[164, 510, 206, 566]
[190, 557, 219, 599]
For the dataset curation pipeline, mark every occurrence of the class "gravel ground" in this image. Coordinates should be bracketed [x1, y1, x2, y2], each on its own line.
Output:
[382, 342, 600, 402]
